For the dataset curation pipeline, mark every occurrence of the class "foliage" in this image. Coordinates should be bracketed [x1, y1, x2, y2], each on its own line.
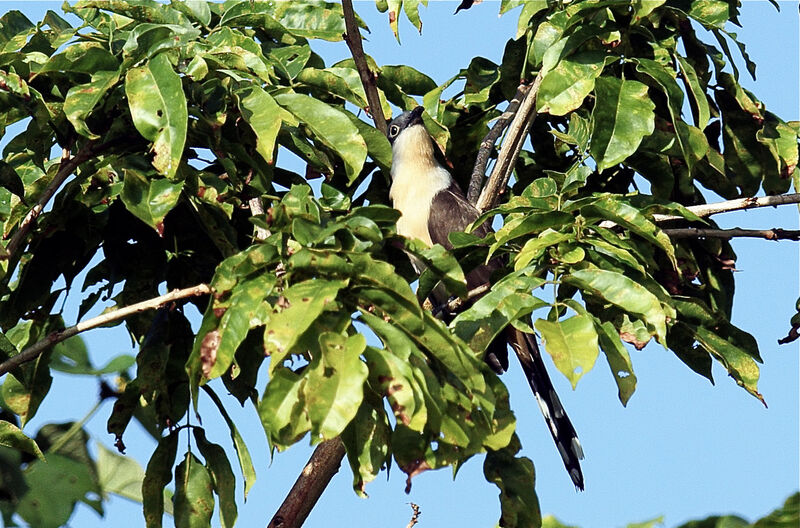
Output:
[0, 0, 796, 527]
[541, 491, 799, 528]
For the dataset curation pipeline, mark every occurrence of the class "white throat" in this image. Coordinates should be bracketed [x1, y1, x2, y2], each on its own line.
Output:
[389, 124, 452, 246]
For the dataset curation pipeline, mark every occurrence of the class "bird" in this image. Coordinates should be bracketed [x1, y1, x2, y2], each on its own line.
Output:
[387, 105, 585, 490]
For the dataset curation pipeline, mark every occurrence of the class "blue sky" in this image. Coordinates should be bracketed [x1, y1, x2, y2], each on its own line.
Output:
[5, 1, 799, 527]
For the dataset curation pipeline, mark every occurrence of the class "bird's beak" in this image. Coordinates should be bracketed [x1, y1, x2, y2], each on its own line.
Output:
[409, 105, 425, 125]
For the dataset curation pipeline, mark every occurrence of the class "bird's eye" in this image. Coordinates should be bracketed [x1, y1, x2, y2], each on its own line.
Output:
[389, 125, 399, 137]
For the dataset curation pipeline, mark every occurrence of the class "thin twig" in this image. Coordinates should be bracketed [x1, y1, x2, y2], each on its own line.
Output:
[1, 140, 112, 261]
[0, 284, 212, 376]
[476, 72, 544, 213]
[467, 84, 530, 204]
[653, 193, 800, 222]
[342, 0, 388, 134]
[267, 438, 346, 528]
[437, 282, 491, 314]
[663, 227, 800, 240]
[405, 503, 421, 528]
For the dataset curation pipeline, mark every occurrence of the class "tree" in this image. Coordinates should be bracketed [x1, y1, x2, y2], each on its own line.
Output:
[0, 1, 796, 527]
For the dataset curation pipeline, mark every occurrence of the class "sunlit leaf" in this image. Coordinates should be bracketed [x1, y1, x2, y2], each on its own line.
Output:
[590, 77, 655, 171]
[535, 315, 599, 389]
[125, 52, 187, 179]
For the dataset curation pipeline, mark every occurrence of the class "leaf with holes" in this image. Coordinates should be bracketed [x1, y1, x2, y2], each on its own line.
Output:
[125, 52, 187, 179]
[535, 315, 599, 389]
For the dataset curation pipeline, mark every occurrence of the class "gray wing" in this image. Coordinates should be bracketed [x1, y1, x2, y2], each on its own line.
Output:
[427, 182, 489, 250]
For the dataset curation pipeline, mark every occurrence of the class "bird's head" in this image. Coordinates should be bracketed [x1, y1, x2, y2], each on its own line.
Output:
[387, 105, 425, 144]
[387, 106, 439, 171]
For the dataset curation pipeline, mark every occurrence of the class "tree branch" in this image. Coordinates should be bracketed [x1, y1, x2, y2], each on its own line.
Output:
[475, 72, 544, 213]
[653, 193, 800, 223]
[342, 0, 388, 134]
[663, 227, 800, 240]
[467, 83, 531, 204]
[0, 141, 95, 260]
[0, 284, 212, 376]
[266, 4, 381, 526]
[267, 438, 346, 528]
[405, 503, 421, 528]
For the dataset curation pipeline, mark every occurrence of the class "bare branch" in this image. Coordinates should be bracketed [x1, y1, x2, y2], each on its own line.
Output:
[437, 282, 491, 315]
[268, 438, 346, 528]
[342, 0, 388, 134]
[1, 144, 95, 261]
[467, 83, 531, 204]
[405, 503, 421, 528]
[0, 284, 212, 376]
[476, 72, 544, 213]
[663, 227, 800, 240]
[653, 193, 800, 222]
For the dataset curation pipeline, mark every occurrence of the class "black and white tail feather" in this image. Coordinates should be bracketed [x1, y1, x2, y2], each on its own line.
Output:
[508, 328, 585, 490]
[387, 105, 585, 491]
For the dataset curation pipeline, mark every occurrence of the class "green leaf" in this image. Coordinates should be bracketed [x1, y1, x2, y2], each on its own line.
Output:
[452, 274, 547, 354]
[37, 42, 118, 75]
[535, 314, 599, 389]
[692, 324, 764, 405]
[464, 56, 500, 105]
[202, 386, 256, 499]
[380, 64, 437, 95]
[143, 432, 179, 528]
[264, 279, 347, 374]
[489, 211, 574, 256]
[538, 52, 609, 116]
[675, 54, 710, 129]
[565, 268, 669, 344]
[72, 0, 190, 25]
[259, 368, 311, 448]
[632, 0, 666, 19]
[596, 321, 637, 406]
[64, 69, 120, 139]
[170, 0, 211, 26]
[0, 11, 35, 53]
[341, 393, 391, 496]
[484, 436, 541, 528]
[120, 169, 184, 231]
[193, 429, 237, 528]
[0, 160, 24, 197]
[582, 195, 676, 269]
[51, 335, 135, 375]
[122, 23, 201, 63]
[304, 333, 369, 441]
[515, 230, 573, 271]
[271, 1, 351, 41]
[16, 454, 97, 528]
[362, 345, 424, 431]
[2, 359, 51, 428]
[97, 443, 147, 505]
[125, 52, 187, 179]
[634, 58, 704, 172]
[590, 76, 655, 171]
[190, 276, 270, 385]
[0, 419, 44, 460]
[174, 452, 214, 528]
[269, 44, 311, 80]
[751, 492, 799, 528]
[275, 93, 367, 182]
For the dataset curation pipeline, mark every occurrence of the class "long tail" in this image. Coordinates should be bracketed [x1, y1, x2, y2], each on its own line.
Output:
[507, 327, 585, 491]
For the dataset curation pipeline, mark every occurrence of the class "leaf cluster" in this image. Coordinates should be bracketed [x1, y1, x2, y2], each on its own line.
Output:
[0, 1, 796, 527]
